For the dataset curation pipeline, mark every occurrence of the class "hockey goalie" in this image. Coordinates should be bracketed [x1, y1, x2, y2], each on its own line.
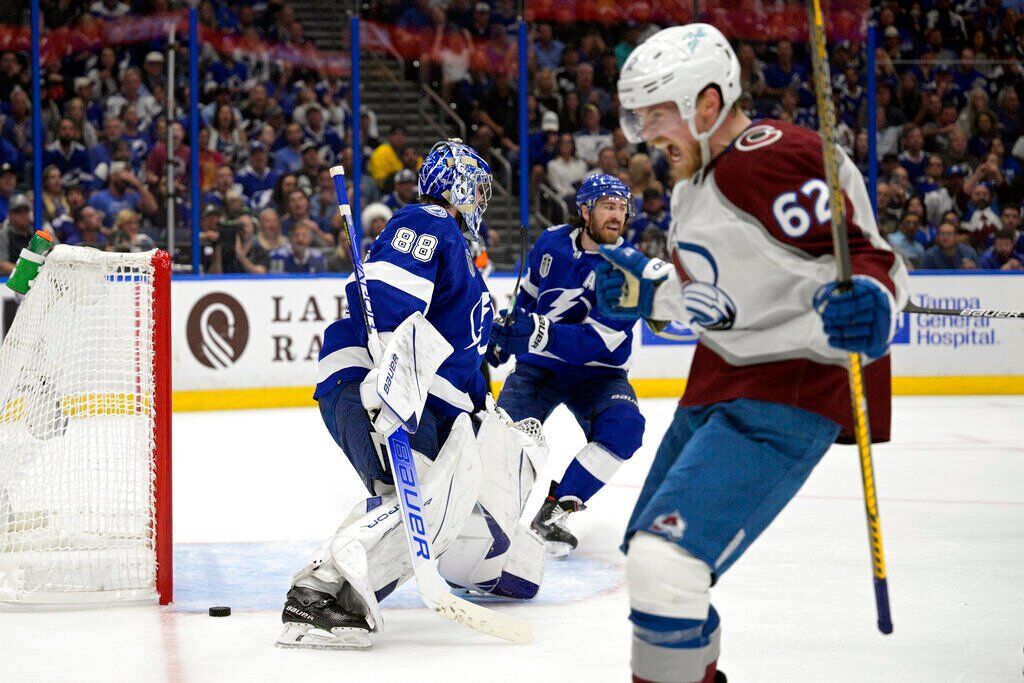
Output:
[276, 139, 548, 650]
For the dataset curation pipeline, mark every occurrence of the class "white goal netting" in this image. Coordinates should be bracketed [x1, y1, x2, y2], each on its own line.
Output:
[0, 246, 164, 606]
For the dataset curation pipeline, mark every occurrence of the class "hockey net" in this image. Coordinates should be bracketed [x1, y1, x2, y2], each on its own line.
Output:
[0, 246, 171, 607]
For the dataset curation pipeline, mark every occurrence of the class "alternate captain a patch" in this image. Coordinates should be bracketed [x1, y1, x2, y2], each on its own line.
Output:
[650, 511, 686, 540]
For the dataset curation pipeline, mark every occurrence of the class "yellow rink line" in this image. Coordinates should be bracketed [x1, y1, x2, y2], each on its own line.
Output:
[171, 376, 1024, 412]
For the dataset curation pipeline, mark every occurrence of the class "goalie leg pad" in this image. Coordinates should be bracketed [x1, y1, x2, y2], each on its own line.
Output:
[438, 411, 548, 594]
[293, 413, 482, 631]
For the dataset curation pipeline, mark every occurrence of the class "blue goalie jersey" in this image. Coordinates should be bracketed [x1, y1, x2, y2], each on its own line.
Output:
[315, 204, 494, 415]
[517, 224, 637, 374]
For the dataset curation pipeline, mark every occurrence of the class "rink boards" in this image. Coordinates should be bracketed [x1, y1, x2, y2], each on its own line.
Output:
[2, 271, 1023, 410]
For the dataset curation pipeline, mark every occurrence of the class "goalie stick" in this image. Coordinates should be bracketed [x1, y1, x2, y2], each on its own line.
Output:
[329, 165, 532, 645]
[805, 0, 893, 635]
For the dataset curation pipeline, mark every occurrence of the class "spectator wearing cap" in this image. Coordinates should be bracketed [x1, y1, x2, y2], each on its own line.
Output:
[383, 169, 418, 212]
[269, 221, 326, 274]
[359, 202, 393, 253]
[237, 141, 279, 211]
[302, 105, 344, 165]
[273, 123, 305, 176]
[42, 118, 94, 189]
[888, 211, 927, 268]
[368, 126, 409, 188]
[297, 142, 325, 197]
[573, 104, 613, 168]
[105, 67, 161, 133]
[547, 133, 587, 203]
[0, 163, 17, 221]
[921, 221, 979, 270]
[467, 2, 494, 39]
[0, 194, 38, 276]
[528, 111, 561, 181]
[142, 51, 166, 95]
[533, 23, 565, 71]
[978, 229, 1023, 270]
[88, 160, 157, 230]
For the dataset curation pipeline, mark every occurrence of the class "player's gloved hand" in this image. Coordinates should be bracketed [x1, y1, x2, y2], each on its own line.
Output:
[813, 276, 894, 358]
[485, 309, 513, 366]
[488, 307, 550, 357]
[359, 368, 403, 435]
[596, 245, 670, 320]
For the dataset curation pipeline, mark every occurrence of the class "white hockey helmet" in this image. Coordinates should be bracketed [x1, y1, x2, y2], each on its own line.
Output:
[617, 24, 741, 167]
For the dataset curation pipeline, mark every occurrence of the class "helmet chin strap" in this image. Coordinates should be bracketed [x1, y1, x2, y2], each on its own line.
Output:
[685, 104, 732, 177]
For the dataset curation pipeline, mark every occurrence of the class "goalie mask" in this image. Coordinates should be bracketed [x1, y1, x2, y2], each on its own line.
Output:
[617, 23, 741, 171]
[419, 139, 493, 240]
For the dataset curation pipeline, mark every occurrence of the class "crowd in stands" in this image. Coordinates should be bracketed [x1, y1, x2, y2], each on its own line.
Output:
[1, 0, 1024, 276]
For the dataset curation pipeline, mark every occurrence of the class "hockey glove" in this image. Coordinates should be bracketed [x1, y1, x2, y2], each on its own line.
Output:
[489, 307, 551, 358]
[596, 245, 670, 320]
[813, 277, 894, 359]
[358, 368, 402, 435]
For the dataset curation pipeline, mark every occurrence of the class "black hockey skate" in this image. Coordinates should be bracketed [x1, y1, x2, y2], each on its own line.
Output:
[276, 587, 372, 650]
[530, 482, 584, 559]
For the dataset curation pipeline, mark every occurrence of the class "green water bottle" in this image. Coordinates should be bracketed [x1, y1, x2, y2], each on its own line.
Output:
[6, 230, 54, 295]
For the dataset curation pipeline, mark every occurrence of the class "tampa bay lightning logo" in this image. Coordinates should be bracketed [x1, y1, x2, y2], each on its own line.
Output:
[464, 292, 494, 354]
[538, 287, 590, 323]
[676, 242, 737, 331]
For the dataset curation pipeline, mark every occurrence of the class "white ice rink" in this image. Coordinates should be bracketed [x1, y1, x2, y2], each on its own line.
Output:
[2, 396, 1023, 682]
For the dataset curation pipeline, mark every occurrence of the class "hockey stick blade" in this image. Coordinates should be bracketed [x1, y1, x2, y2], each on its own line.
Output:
[413, 563, 532, 643]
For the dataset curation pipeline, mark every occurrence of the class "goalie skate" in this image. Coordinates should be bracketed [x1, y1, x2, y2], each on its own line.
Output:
[275, 587, 372, 650]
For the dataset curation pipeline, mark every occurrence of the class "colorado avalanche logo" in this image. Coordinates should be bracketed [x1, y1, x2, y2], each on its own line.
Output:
[650, 511, 686, 541]
[675, 242, 737, 331]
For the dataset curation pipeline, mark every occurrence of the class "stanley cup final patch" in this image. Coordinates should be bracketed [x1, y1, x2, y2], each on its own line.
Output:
[650, 511, 686, 541]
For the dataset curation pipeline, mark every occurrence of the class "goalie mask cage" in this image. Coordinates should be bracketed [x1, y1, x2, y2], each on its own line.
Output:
[0, 246, 171, 607]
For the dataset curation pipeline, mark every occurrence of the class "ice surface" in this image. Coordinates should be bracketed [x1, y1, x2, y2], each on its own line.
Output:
[2, 397, 1022, 682]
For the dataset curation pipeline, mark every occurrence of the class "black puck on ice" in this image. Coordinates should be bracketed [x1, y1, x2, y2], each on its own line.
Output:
[208, 606, 231, 617]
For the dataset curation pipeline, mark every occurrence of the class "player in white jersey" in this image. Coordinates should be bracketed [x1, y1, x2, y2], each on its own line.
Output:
[594, 24, 910, 682]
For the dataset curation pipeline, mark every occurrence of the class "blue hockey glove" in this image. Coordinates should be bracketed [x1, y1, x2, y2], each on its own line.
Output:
[596, 245, 670, 320]
[488, 307, 550, 360]
[813, 277, 893, 358]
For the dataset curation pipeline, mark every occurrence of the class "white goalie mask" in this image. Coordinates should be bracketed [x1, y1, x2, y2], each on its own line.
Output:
[617, 23, 741, 171]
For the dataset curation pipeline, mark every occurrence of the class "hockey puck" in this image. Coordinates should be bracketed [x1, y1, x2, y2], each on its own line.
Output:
[208, 606, 231, 617]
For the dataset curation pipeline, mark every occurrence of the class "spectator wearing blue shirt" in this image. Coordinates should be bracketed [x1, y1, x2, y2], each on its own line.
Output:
[43, 118, 94, 188]
[763, 41, 807, 98]
[65, 205, 110, 249]
[0, 163, 16, 222]
[915, 154, 945, 198]
[273, 122, 304, 175]
[533, 23, 565, 71]
[898, 126, 928, 184]
[978, 229, 1024, 270]
[952, 48, 987, 95]
[237, 141, 279, 211]
[88, 161, 157, 229]
[382, 169, 418, 213]
[302, 105, 344, 165]
[269, 221, 326, 274]
[921, 221, 980, 270]
[887, 211, 927, 268]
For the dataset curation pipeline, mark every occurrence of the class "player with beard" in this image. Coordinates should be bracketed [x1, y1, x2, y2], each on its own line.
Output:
[487, 174, 646, 558]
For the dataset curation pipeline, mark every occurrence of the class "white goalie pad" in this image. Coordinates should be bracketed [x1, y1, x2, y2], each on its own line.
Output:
[292, 413, 481, 632]
[438, 411, 549, 594]
[376, 312, 453, 434]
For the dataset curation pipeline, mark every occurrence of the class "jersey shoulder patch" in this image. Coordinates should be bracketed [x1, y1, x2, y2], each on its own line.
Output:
[420, 204, 449, 219]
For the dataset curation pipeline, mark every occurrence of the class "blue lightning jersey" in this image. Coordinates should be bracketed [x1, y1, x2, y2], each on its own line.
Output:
[315, 204, 494, 415]
[517, 224, 637, 374]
